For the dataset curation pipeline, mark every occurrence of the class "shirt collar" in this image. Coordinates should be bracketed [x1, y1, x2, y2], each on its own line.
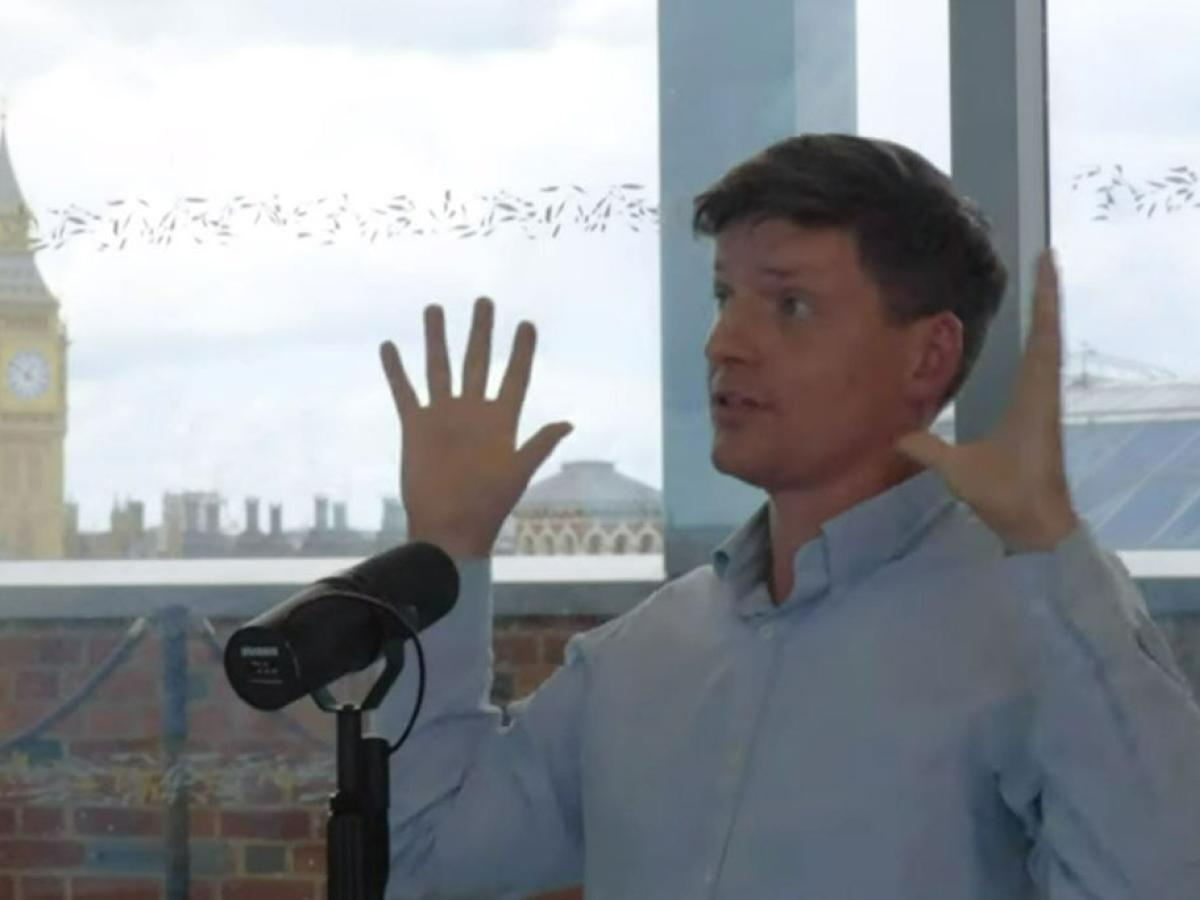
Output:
[711, 468, 958, 614]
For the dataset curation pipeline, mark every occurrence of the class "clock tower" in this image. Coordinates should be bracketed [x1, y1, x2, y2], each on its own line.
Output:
[0, 120, 68, 559]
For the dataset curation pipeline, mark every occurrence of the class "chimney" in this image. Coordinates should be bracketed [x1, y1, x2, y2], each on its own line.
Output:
[315, 496, 329, 532]
[245, 498, 261, 534]
[333, 502, 348, 532]
[381, 498, 404, 532]
[205, 499, 220, 534]
[65, 502, 79, 534]
[184, 496, 200, 533]
[269, 504, 282, 536]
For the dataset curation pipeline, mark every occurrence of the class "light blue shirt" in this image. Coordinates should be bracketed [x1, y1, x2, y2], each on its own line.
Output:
[379, 468, 1200, 898]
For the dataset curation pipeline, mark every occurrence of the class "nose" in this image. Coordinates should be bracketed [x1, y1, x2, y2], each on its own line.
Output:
[704, 299, 758, 367]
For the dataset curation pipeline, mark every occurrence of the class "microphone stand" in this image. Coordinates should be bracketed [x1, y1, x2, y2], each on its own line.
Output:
[312, 629, 409, 900]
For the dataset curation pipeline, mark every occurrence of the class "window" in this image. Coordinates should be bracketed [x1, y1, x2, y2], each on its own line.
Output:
[0, 2, 657, 897]
[1048, 0, 1200, 550]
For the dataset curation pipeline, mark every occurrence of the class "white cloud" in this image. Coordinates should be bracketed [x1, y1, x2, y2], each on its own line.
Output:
[4, 0, 1199, 538]
[1, 4, 660, 532]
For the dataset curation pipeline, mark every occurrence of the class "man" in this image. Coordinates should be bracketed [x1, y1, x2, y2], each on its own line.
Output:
[377, 134, 1200, 898]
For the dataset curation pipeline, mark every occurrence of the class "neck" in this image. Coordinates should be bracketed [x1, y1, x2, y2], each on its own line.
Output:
[765, 454, 925, 606]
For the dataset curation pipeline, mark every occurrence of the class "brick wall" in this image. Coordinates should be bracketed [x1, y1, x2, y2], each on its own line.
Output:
[0, 614, 606, 900]
[3, 611, 1199, 900]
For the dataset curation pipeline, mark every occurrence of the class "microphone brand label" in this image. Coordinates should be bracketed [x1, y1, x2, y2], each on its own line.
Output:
[240, 646, 281, 658]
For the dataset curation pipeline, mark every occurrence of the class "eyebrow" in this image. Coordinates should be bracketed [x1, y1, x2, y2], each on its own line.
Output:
[712, 262, 821, 279]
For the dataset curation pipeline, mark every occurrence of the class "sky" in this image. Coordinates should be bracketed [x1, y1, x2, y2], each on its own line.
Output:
[0, 0, 1197, 533]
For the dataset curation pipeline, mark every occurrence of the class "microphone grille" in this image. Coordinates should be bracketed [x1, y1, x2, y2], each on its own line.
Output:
[331, 541, 460, 630]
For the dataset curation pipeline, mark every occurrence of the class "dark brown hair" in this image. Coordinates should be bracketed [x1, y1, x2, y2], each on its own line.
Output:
[693, 133, 1007, 418]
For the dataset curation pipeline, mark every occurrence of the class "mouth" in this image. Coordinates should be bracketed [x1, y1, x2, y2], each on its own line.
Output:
[711, 392, 766, 410]
[711, 394, 767, 422]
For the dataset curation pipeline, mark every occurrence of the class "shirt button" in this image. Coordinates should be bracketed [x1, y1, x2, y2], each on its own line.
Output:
[758, 623, 775, 639]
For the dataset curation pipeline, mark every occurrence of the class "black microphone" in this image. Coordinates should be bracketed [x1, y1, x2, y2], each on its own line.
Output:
[224, 541, 459, 711]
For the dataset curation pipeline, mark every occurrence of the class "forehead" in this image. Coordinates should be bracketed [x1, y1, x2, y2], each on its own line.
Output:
[713, 219, 860, 281]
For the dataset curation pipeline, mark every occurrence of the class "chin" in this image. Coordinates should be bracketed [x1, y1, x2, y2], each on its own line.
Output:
[710, 445, 769, 488]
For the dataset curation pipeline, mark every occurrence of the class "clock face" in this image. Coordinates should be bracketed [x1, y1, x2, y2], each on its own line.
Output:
[6, 350, 51, 400]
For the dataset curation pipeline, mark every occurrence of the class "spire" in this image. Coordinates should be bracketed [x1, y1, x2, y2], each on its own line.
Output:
[0, 99, 28, 216]
[0, 110, 57, 308]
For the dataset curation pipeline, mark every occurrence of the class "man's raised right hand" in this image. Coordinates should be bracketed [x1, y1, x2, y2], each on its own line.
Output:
[379, 297, 574, 559]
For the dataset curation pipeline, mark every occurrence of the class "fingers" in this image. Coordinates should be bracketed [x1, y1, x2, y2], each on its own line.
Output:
[894, 429, 953, 475]
[1031, 250, 1062, 360]
[497, 320, 536, 414]
[462, 297, 494, 398]
[1013, 249, 1063, 428]
[425, 305, 453, 401]
[379, 340, 419, 419]
[516, 421, 574, 480]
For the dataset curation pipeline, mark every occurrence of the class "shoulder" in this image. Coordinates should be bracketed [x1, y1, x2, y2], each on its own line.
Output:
[563, 563, 726, 665]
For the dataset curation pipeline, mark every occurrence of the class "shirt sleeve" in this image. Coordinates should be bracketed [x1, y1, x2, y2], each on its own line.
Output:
[373, 556, 588, 899]
[996, 522, 1200, 899]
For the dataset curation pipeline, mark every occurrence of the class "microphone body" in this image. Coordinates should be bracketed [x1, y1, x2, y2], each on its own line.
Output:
[224, 541, 459, 711]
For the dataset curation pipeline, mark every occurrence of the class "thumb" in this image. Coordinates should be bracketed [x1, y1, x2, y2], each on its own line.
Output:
[516, 421, 574, 479]
[894, 430, 953, 474]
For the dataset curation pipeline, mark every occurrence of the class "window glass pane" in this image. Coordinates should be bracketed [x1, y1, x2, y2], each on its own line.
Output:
[1, 2, 661, 568]
[1049, 0, 1200, 551]
[0, 3, 655, 898]
[856, 0, 954, 443]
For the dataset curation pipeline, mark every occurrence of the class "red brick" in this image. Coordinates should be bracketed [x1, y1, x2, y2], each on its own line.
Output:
[0, 874, 11, 900]
[190, 808, 217, 838]
[514, 663, 559, 698]
[32, 637, 82, 667]
[188, 637, 215, 667]
[273, 703, 334, 744]
[15, 670, 59, 701]
[19, 876, 66, 900]
[0, 810, 13, 837]
[86, 706, 160, 740]
[531, 887, 583, 900]
[189, 703, 231, 737]
[72, 877, 160, 900]
[92, 668, 158, 704]
[189, 880, 216, 900]
[494, 634, 538, 665]
[291, 843, 325, 874]
[0, 704, 36, 734]
[234, 706, 301, 741]
[221, 810, 312, 841]
[74, 807, 163, 837]
[86, 634, 125, 666]
[222, 880, 315, 900]
[0, 672, 12, 702]
[42, 700, 90, 739]
[18, 808, 63, 837]
[541, 632, 574, 665]
[0, 638, 38, 666]
[0, 839, 85, 869]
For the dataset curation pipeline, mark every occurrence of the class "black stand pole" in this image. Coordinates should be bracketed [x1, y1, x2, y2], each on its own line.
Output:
[327, 705, 391, 900]
[312, 627, 410, 900]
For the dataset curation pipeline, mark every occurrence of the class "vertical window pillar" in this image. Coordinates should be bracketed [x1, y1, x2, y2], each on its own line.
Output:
[657, 0, 858, 577]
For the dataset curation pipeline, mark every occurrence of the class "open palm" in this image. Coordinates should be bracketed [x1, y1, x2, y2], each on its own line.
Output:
[380, 298, 573, 558]
[894, 250, 1079, 552]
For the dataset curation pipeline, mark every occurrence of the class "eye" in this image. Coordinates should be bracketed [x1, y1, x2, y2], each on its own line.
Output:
[713, 285, 730, 307]
[779, 295, 812, 318]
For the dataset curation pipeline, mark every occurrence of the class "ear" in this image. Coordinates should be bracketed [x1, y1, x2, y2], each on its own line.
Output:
[904, 312, 963, 417]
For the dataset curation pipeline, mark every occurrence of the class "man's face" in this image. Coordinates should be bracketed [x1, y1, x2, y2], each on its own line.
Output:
[706, 218, 944, 493]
